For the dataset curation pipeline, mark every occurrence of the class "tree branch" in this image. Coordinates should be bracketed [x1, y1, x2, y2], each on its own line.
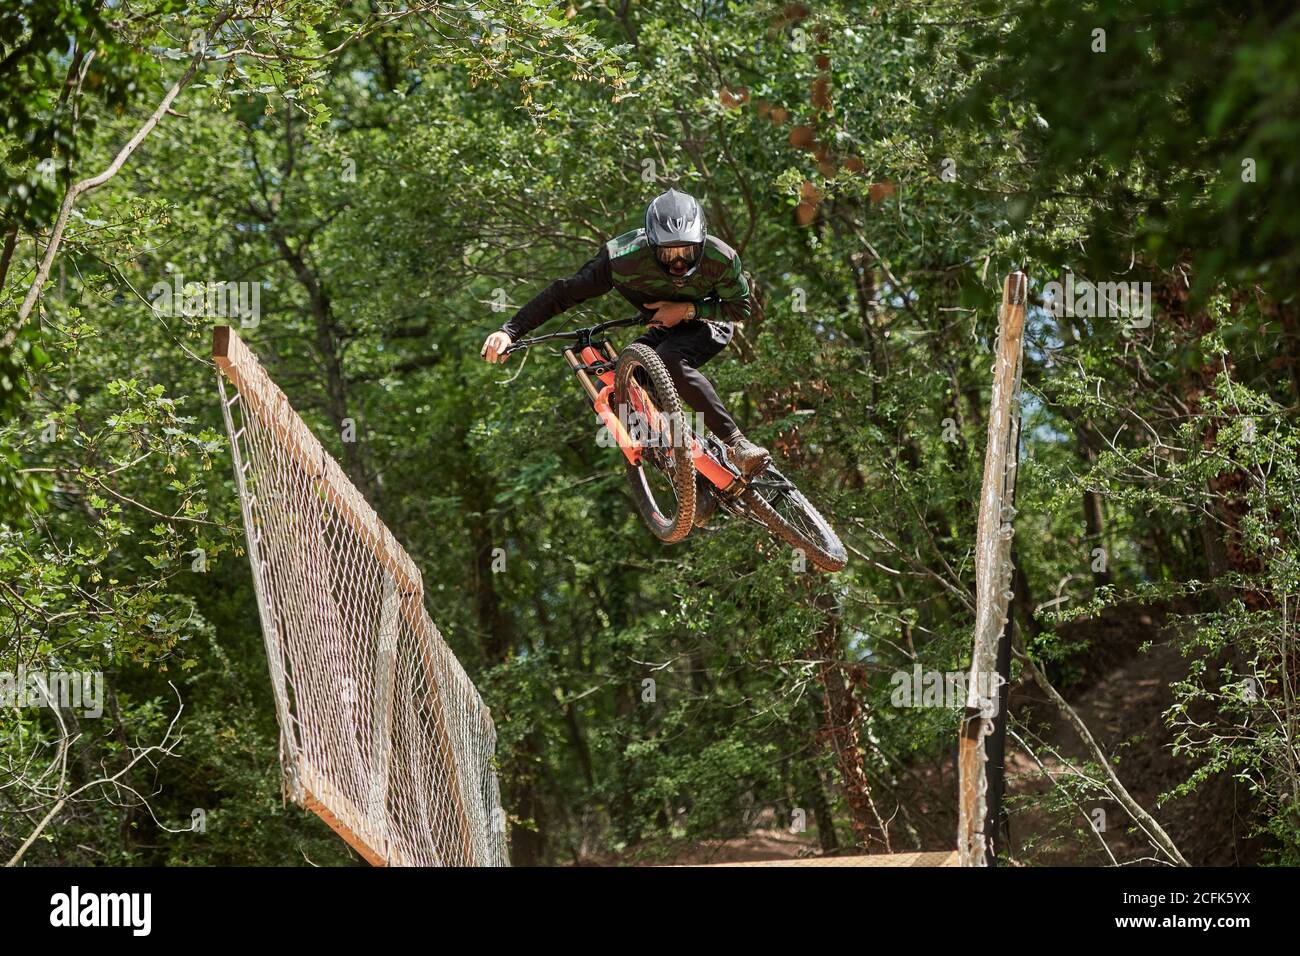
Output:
[2, 9, 234, 348]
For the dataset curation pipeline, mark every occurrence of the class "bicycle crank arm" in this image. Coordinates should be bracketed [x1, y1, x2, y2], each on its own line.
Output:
[691, 440, 738, 492]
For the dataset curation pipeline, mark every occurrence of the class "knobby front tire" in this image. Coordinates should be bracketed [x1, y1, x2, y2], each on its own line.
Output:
[613, 343, 697, 543]
[739, 466, 847, 572]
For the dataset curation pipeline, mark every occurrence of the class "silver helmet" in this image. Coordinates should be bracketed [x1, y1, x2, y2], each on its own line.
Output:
[645, 188, 706, 278]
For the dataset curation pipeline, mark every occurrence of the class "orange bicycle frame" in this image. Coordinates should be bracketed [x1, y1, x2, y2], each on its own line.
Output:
[564, 342, 737, 492]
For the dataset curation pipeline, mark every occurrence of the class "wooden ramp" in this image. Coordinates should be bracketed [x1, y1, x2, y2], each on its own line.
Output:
[689, 851, 958, 868]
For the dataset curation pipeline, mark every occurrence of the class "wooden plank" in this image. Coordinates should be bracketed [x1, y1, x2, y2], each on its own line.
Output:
[958, 272, 1027, 866]
[213, 325, 421, 597]
[957, 710, 984, 864]
[686, 851, 959, 868]
[367, 575, 400, 844]
[299, 759, 392, 867]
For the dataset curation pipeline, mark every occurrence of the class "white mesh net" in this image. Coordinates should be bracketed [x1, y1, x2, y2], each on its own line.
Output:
[214, 326, 508, 867]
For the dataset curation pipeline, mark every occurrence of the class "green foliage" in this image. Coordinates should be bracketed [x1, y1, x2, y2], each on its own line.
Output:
[2, 0, 1297, 867]
[959, 0, 1300, 296]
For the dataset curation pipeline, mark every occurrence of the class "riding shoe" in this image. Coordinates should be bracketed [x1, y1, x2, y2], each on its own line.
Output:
[725, 434, 771, 477]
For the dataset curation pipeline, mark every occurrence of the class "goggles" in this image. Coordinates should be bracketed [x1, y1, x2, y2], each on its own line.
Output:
[655, 243, 702, 268]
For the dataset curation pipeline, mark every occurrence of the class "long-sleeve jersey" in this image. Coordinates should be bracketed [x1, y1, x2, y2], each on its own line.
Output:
[498, 229, 752, 340]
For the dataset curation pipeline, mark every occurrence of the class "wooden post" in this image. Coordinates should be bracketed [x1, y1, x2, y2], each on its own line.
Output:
[958, 272, 1027, 867]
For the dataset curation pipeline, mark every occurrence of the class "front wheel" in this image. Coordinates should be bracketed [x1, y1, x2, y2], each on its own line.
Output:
[613, 343, 696, 543]
[738, 466, 847, 572]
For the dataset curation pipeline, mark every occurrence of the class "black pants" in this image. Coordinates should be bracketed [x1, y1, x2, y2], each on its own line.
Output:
[631, 319, 738, 439]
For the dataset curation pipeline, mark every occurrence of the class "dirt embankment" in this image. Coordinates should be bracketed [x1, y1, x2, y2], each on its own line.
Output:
[1000, 603, 1269, 866]
[593, 603, 1271, 867]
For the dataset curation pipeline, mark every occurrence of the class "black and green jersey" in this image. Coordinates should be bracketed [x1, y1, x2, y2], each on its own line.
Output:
[499, 229, 752, 340]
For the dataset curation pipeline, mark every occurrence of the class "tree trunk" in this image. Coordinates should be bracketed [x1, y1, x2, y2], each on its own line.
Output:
[271, 233, 378, 505]
[809, 587, 891, 852]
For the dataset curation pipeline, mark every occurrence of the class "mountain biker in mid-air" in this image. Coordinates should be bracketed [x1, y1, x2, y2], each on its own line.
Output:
[480, 188, 771, 477]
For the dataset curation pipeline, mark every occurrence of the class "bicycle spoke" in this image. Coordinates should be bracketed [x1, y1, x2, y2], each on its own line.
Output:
[628, 382, 676, 450]
[614, 343, 697, 544]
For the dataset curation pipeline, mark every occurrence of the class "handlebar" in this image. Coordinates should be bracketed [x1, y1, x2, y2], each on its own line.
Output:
[503, 316, 646, 354]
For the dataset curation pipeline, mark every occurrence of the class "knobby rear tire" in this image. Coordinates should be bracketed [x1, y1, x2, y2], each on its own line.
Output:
[739, 468, 847, 572]
[613, 343, 696, 544]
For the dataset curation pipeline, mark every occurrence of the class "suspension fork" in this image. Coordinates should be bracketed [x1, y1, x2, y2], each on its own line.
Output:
[564, 345, 642, 466]
[563, 346, 601, 403]
[561, 340, 620, 401]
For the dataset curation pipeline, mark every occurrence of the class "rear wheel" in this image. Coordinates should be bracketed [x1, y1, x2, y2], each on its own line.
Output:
[739, 466, 846, 571]
[613, 343, 696, 543]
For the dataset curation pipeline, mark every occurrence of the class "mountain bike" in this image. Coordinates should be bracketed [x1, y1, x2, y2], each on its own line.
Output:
[503, 316, 847, 572]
